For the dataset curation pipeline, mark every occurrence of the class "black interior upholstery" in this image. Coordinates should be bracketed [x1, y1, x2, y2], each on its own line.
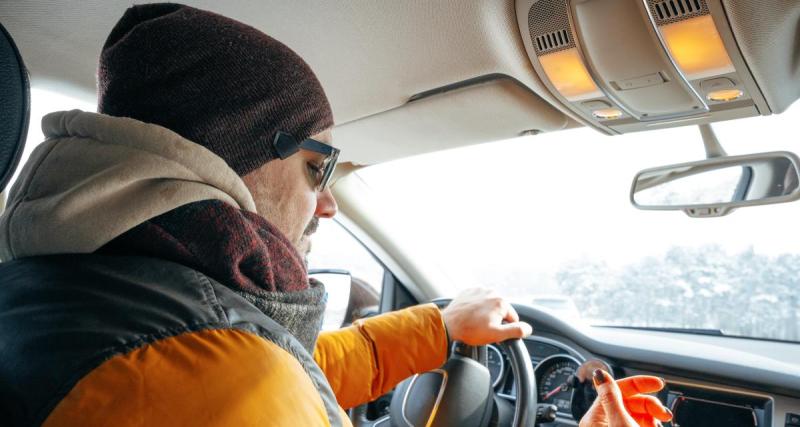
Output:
[0, 22, 29, 193]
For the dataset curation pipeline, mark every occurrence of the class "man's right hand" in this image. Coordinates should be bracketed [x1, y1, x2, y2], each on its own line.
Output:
[441, 288, 533, 346]
[579, 370, 673, 427]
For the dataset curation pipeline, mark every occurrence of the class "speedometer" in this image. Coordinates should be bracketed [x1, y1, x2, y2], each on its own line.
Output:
[536, 355, 581, 417]
[486, 344, 504, 388]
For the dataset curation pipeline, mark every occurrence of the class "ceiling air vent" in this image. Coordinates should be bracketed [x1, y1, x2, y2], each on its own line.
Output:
[535, 29, 570, 53]
[528, 0, 576, 55]
[650, 0, 708, 24]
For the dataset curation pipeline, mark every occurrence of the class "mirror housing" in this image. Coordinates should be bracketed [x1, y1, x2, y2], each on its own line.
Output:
[308, 269, 352, 330]
[631, 151, 800, 217]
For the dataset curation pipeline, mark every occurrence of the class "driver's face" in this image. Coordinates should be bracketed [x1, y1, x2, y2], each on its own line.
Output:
[243, 129, 338, 262]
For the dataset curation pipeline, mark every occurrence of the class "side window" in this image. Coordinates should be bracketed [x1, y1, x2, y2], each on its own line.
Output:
[307, 219, 384, 331]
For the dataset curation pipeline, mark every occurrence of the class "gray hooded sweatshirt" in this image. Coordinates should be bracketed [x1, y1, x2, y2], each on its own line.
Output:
[0, 109, 257, 261]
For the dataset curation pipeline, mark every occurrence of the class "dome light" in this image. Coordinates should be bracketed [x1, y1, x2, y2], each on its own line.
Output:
[707, 89, 743, 102]
[592, 108, 623, 120]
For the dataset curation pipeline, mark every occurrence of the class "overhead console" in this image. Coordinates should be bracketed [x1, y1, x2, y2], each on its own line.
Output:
[515, 0, 771, 134]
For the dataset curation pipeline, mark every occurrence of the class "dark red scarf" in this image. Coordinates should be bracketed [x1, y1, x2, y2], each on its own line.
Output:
[99, 199, 325, 351]
[101, 199, 307, 292]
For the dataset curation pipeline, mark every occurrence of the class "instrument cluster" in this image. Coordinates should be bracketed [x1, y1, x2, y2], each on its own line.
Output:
[487, 339, 611, 424]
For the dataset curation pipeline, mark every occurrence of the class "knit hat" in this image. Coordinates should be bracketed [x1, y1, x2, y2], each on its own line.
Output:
[97, 3, 333, 176]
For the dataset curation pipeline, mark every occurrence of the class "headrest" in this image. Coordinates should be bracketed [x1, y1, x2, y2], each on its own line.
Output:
[0, 22, 29, 193]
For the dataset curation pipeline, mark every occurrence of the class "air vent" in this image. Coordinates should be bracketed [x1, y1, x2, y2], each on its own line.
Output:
[528, 0, 576, 55]
[535, 29, 570, 53]
[650, 0, 708, 24]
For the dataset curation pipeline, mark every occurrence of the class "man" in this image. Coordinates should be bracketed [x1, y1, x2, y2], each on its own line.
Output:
[0, 4, 671, 426]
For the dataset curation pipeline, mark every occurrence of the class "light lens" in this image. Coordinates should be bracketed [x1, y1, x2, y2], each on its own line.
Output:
[539, 48, 602, 101]
[592, 108, 623, 120]
[659, 15, 735, 80]
[707, 89, 743, 102]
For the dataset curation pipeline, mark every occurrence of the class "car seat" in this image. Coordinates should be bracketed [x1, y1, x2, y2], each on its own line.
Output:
[0, 21, 30, 206]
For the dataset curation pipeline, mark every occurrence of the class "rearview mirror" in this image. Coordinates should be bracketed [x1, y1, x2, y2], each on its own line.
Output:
[631, 151, 800, 217]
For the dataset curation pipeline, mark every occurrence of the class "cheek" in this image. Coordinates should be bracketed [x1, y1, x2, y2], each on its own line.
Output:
[296, 192, 317, 227]
[247, 160, 318, 243]
[285, 178, 317, 231]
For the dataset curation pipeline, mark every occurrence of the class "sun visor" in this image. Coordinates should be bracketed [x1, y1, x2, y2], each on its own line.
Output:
[331, 76, 571, 166]
[516, 0, 771, 134]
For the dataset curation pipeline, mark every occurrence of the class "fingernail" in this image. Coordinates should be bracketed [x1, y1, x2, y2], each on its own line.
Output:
[592, 369, 607, 387]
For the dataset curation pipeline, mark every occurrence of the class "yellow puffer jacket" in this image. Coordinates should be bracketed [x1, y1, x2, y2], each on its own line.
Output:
[0, 255, 447, 427]
[45, 306, 447, 427]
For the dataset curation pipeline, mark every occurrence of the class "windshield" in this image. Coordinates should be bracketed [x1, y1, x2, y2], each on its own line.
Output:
[357, 103, 800, 343]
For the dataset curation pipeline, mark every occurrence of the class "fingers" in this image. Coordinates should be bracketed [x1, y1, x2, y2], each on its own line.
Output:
[632, 413, 664, 427]
[577, 399, 603, 427]
[502, 299, 520, 323]
[617, 375, 666, 397]
[492, 321, 533, 341]
[625, 395, 673, 422]
[444, 289, 531, 345]
[594, 370, 639, 426]
[589, 371, 672, 427]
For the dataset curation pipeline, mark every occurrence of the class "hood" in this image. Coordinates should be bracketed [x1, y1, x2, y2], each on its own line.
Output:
[0, 110, 256, 261]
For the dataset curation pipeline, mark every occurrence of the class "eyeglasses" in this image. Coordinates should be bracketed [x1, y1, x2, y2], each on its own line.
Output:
[272, 131, 340, 191]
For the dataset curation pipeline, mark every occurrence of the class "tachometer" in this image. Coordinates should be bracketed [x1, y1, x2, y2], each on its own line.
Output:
[536, 355, 581, 417]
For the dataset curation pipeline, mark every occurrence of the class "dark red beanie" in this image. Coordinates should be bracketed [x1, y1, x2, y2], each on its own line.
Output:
[97, 3, 333, 176]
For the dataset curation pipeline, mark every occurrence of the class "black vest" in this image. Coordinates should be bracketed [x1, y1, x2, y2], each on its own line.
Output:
[0, 254, 343, 427]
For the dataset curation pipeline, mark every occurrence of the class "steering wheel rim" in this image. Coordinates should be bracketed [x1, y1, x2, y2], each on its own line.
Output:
[497, 338, 537, 427]
[389, 337, 537, 427]
[348, 298, 537, 427]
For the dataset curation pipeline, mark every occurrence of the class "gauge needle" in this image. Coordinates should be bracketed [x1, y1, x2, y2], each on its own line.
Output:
[543, 383, 569, 400]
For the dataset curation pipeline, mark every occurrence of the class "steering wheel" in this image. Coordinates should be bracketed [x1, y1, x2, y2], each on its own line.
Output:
[388, 337, 537, 427]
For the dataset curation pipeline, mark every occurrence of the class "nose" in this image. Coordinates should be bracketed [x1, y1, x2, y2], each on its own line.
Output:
[315, 187, 338, 218]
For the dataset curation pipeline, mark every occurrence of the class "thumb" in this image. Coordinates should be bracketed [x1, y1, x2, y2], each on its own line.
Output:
[493, 321, 533, 341]
[593, 369, 635, 426]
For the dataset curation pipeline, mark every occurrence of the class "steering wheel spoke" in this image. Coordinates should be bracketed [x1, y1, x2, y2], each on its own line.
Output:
[390, 338, 536, 427]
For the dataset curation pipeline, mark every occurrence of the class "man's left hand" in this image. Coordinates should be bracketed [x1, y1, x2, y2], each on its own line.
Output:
[442, 288, 533, 345]
[579, 370, 673, 427]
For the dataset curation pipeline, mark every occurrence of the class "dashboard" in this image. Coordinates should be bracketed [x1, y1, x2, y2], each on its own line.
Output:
[354, 304, 800, 427]
[489, 336, 779, 426]
[483, 305, 800, 427]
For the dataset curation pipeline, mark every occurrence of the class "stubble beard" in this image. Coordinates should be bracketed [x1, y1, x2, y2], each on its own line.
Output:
[300, 217, 319, 268]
